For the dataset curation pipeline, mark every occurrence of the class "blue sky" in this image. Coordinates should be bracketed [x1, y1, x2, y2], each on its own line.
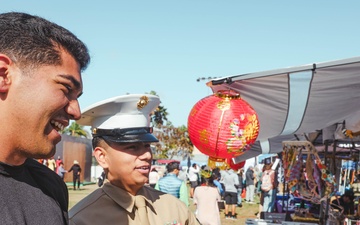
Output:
[2, 1, 360, 128]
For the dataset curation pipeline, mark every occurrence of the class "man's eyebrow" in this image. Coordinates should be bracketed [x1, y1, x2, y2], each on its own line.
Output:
[59, 74, 83, 97]
[58, 74, 81, 89]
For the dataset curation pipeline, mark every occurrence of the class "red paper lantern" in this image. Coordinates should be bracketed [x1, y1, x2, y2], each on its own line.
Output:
[188, 90, 260, 159]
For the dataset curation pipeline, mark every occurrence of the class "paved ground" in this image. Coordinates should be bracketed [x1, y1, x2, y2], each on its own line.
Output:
[69, 184, 260, 224]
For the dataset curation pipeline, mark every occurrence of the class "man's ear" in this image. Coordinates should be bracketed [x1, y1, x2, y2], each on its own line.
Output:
[0, 54, 12, 93]
[93, 147, 109, 170]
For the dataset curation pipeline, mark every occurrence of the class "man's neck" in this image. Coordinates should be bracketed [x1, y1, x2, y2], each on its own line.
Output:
[0, 151, 27, 166]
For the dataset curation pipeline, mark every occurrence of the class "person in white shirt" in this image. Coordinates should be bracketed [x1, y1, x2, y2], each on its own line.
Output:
[148, 168, 160, 188]
[188, 163, 200, 198]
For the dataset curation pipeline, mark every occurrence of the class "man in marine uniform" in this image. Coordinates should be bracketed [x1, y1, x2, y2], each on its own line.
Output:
[69, 94, 200, 225]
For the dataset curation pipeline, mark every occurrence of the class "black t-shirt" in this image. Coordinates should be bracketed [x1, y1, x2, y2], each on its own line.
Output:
[0, 158, 68, 225]
[332, 197, 355, 215]
[69, 164, 81, 177]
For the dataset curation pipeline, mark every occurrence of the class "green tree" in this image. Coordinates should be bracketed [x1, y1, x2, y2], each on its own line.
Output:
[152, 123, 193, 160]
[147, 90, 169, 127]
[146, 91, 194, 160]
[61, 121, 88, 137]
[153, 105, 169, 127]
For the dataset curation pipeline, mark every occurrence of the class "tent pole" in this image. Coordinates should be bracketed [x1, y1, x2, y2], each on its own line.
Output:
[320, 140, 330, 225]
[333, 140, 337, 175]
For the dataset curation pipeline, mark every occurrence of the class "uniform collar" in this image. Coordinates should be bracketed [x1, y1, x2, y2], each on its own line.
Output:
[102, 182, 154, 213]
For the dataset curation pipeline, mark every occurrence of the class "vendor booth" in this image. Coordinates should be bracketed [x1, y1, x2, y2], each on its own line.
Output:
[245, 140, 360, 225]
[200, 56, 360, 225]
[207, 56, 360, 162]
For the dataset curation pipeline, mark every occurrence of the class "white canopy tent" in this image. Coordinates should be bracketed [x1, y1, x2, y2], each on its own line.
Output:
[207, 56, 360, 163]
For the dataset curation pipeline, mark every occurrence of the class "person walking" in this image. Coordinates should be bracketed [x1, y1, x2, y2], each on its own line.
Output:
[69, 94, 200, 225]
[155, 161, 189, 206]
[237, 168, 244, 207]
[56, 156, 63, 174]
[260, 159, 277, 213]
[57, 162, 67, 180]
[0, 11, 90, 225]
[212, 168, 225, 198]
[193, 173, 222, 225]
[69, 160, 82, 190]
[245, 166, 256, 204]
[47, 156, 57, 172]
[188, 163, 200, 198]
[222, 168, 240, 220]
[213, 173, 224, 198]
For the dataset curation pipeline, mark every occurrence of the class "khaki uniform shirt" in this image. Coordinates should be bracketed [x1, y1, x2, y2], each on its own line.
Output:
[69, 182, 200, 225]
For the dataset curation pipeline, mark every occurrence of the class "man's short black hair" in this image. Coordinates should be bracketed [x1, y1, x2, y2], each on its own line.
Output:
[0, 12, 90, 71]
[166, 162, 180, 173]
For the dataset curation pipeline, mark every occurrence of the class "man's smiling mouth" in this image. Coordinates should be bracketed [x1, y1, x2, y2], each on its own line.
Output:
[50, 120, 65, 131]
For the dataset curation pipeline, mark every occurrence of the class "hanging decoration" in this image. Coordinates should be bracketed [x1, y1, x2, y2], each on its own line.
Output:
[282, 141, 337, 203]
[188, 90, 260, 159]
[226, 157, 246, 171]
[342, 129, 360, 139]
[207, 156, 245, 171]
[207, 157, 227, 170]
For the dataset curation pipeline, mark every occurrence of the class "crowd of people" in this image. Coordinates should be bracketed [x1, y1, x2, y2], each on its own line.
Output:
[37, 156, 82, 189]
[33, 143, 280, 224]
[36, 148, 295, 224]
[137, 158, 280, 224]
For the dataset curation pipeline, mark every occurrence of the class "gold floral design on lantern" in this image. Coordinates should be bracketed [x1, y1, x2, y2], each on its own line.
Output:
[244, 114, 260, 141]
[199, 129, 209, 144]
[226, 113, 259, 153]
[217, 99, 231, 111]
[189, 107, 198, 117]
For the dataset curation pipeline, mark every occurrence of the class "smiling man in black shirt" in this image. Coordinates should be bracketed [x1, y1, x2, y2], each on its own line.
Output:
[0, 12, 90, 224]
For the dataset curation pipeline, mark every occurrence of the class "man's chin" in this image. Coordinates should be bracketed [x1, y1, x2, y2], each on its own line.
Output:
[32, 148, 56, 160]
[137, 178, 149, 186]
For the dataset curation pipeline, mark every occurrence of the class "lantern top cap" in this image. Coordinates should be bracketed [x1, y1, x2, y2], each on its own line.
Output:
[215, 90, 241, 99]
[77, 94, 160, 143]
